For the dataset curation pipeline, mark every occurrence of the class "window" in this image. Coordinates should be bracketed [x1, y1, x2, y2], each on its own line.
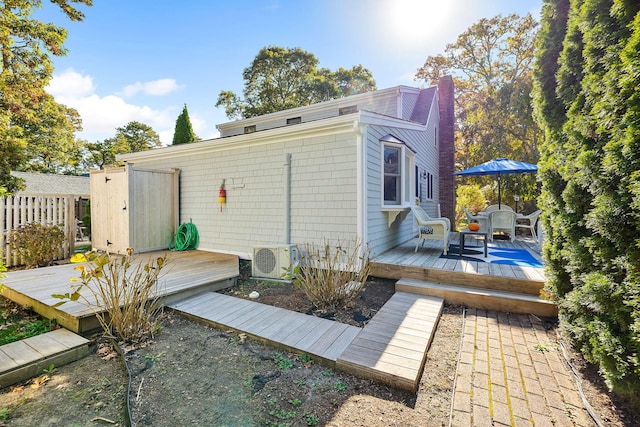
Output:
[286, 116, 301, 125]
[382, 142, 415, 206]
[384, 146, 401, 204]
[416, 168, 434, 202]
[339, 105, 358, 115]
[244, 125, 256, 134]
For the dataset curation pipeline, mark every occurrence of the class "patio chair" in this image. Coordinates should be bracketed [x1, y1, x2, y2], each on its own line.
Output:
[463, 206, 489, 232]
[484, 204, 513, 213]
[515, 209, 542, 240]
[489, 210, 517, 242]
[411, 205, 451, 255]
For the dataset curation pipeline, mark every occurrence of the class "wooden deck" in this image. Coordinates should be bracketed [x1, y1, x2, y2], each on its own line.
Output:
[0, 328, 89, 388]
[1, 250, 239, 333]
[372, 233, 545, 283]
[371, 234, 553, 316]
[170, 290, 443, 391]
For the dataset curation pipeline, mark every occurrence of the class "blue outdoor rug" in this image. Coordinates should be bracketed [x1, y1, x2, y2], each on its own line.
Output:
[440, 245, 543, 268]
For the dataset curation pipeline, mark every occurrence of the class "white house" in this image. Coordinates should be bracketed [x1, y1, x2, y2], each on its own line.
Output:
[108, 78, 455, 266]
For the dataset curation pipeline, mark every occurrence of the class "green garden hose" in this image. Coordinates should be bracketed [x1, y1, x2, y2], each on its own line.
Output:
[171, 222, 199, 251]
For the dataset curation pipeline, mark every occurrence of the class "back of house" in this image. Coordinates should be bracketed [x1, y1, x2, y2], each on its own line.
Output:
[111, 78, 454, 264]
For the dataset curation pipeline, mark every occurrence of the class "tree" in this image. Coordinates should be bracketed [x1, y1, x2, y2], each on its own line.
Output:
[216, 46, 376, 119]
[533, 0, 640, 401]
[0, 0, 92, 192]
[83, 139, 117, 170]
[172, 104, 196, 145]
[113, 121, 161, 153]
[416, 14, 540, 207]
[83, 122, 161, 170]
[19, 94, 84, 174]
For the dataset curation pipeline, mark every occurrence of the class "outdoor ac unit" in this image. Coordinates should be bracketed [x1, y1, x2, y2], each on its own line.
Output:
[252, 245, 300, 279]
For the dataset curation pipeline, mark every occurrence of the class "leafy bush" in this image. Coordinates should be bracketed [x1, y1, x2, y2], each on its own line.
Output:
[289, 238, 370, 311]
[8, 222, 66, 268]
[455, 184, 486, 228]
[54, 250, 167, 344]
[81, 199, 91, 238]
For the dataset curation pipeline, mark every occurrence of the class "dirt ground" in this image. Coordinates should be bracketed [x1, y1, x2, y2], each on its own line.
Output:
[1, 274, 638, 426]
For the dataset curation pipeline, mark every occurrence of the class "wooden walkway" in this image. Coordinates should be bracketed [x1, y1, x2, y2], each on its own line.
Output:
[1, 250, 239, 333]
[169, 291, 444, 391]
[0, 328, 89, 388]
[336, 292, 443, 391]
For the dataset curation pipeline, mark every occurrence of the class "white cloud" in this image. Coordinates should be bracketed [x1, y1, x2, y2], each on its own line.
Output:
[47, 69, 95, 98]
[119, 78, 184, 98]
[47, 68, 179, 144]
[189, 112, 207, 138]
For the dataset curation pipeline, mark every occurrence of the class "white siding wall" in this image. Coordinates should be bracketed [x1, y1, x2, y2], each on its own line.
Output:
[127, 132, 358, 257]
[364, 102, 440, 256]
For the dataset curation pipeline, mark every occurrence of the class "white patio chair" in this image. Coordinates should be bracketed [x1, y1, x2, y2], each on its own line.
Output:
[411, 205, 451, 255]
[489, 210, 517, 242]
[484, 204, 513, 213]
[463, 206, 489, 232]
[515, 209, 542, 240]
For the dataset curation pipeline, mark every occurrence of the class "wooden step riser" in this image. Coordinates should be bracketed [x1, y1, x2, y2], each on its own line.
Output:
[372, 262, 544, 296]
[396, 281, 557, 318]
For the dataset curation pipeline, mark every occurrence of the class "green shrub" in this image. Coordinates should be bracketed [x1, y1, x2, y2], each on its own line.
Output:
[81, 199, 91, 239]
[8, 222, 66, 268]
[289, 238, 370, 311]
[533, 0, 640, 402]
[455, 184, 486, 228]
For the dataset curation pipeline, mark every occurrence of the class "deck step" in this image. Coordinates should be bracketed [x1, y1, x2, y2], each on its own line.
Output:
[396, 278, 557, 318]
[336, 292, 444, 392]
[0, 328, 90, 388]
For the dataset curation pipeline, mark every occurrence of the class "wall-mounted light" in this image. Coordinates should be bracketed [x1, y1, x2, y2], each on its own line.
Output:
[421, 171, 428, 179]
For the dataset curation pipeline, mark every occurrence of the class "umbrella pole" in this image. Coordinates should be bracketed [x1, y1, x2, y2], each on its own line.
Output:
[498, 174, 501, 209]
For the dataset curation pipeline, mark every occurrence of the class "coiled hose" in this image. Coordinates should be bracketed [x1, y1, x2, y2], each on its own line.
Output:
[170, 222, 199, 251]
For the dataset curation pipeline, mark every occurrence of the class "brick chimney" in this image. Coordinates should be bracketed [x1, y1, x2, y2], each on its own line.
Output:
[437, 75, 455, 223]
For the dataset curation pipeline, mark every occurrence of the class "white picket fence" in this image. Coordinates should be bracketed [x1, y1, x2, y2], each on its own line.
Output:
[1, 194, 76, 267]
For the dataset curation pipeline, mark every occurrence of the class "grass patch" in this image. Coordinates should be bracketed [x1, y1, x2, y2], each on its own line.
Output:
[0, 296, 56, 345]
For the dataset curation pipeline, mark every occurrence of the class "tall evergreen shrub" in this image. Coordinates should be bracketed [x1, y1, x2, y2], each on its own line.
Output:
[533, 0, 640, 399]
[172, 104, 196, 145]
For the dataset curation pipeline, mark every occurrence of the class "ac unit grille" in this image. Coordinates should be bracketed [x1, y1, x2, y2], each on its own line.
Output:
[252, 245, 299, 279]
[254, 247, 277, 276]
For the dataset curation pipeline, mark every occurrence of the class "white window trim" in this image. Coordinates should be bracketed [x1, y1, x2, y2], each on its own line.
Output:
[381, 141, 415, 225]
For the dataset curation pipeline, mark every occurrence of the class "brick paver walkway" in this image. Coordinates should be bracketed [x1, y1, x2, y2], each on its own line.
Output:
[450, 308, 595, 426]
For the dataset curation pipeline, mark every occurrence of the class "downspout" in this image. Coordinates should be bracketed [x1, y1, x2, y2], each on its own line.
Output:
[354, 120, 367, 253]
[284, 153, 292, 244]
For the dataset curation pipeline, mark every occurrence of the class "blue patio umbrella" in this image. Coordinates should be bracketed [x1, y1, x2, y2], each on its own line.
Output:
[454, 158, 538, 208]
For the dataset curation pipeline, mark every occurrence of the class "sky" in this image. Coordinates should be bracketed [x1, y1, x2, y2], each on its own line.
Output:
[40, 0, 542, 145]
